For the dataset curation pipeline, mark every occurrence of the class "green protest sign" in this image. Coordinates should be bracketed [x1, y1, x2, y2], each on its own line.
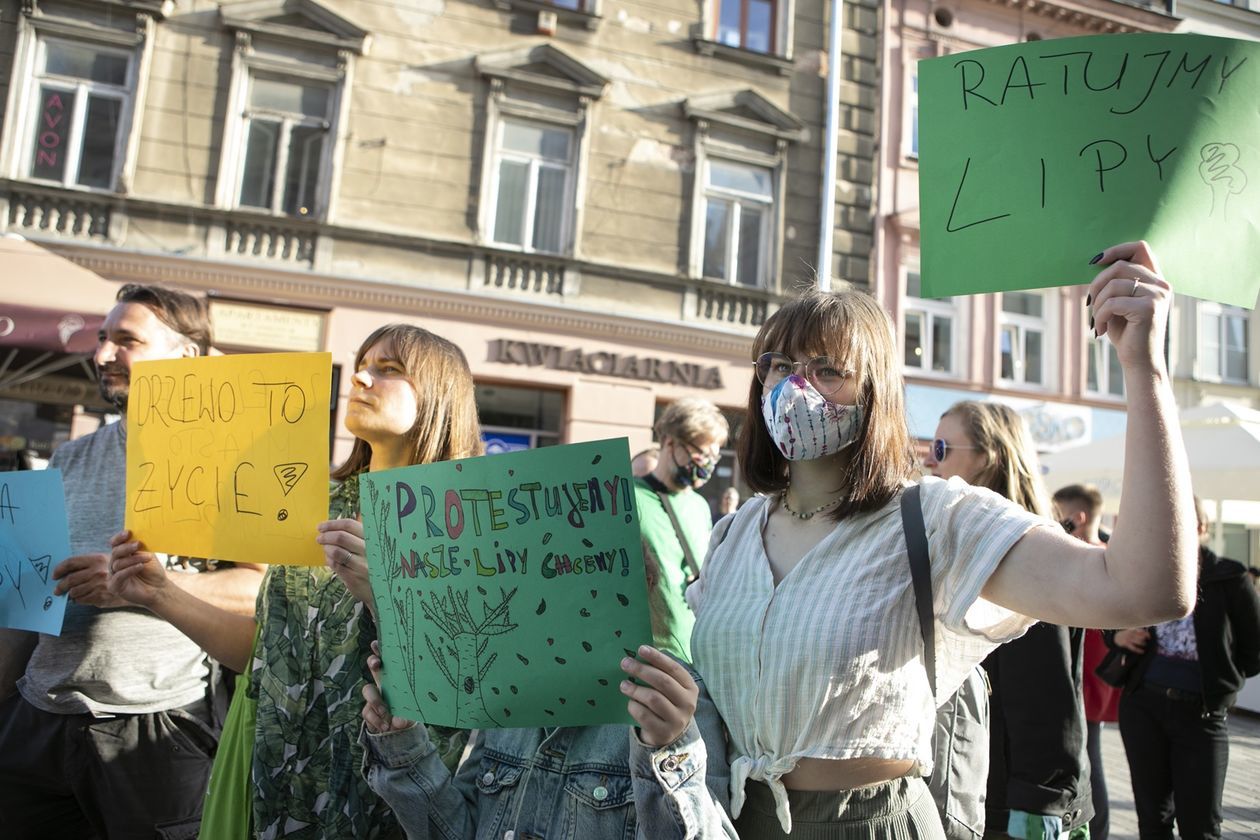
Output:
[919, 33, 1260, 308]
[360, 438, 653, 729]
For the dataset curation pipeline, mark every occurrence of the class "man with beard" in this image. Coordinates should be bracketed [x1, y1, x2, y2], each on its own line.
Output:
[0, 284, 264, 838]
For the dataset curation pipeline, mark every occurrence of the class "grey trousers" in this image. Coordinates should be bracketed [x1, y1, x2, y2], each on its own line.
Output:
[734, 776, 947, 839]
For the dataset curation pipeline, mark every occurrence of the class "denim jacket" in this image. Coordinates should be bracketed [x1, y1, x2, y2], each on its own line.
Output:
[361, 669, 738, 839]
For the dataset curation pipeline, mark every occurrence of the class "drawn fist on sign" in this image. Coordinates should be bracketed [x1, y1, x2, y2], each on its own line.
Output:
[1198, 143, 1247, 220]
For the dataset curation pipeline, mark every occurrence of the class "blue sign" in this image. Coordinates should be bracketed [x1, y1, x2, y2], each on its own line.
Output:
[0, 469, 70, 634]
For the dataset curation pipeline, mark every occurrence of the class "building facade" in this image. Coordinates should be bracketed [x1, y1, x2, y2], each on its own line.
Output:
[0, 0, 881, 505]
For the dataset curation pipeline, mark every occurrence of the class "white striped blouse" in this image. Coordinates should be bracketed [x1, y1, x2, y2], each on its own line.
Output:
[688, 476, 1049, 833]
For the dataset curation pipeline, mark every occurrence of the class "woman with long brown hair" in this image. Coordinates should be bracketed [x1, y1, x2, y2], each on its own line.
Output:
[106, 323, 484, 838]
[925, 400, 1092, 840]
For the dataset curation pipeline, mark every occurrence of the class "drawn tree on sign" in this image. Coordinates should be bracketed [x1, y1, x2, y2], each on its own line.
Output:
[366, 482, 423, 708]
[421, 585, 519, 727]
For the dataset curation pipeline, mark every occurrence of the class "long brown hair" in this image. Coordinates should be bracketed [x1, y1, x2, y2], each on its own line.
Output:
[331, 324, 484, 480]
[943, 400, 1050, 516]
[738, 289, 916, 520]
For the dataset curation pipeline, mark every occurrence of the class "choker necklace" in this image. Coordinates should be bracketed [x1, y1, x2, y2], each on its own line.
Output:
[779, 489, 843, 521]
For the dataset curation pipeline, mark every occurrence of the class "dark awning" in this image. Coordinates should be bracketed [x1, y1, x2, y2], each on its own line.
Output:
[0, 303, 103, 353]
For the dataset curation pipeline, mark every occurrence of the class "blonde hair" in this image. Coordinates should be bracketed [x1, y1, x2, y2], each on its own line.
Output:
[943, 400, 1050, 516]
[655, 397, 729, 447]
[332, 324, 484, 480]
[739, 288, 916, 520]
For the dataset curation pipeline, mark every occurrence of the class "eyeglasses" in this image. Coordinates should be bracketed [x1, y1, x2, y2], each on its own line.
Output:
[931, 438, 977, 463]
[753, 352, 853, 397]
[677, 438, 721, 469]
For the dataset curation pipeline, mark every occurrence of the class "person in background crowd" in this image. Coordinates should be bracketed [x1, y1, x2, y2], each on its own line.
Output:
[927, 401, 1092, 840]
[1110, 496, 1260, 840]
[714, 486, 741, 524]
[0, 284, 264, 839]
[632, 445, 660, 478]
[107, 323, 481, 838]
[1054, 483, 1119, 840]
[635, 398, 729, 661]
[619, 241, 1198, 839]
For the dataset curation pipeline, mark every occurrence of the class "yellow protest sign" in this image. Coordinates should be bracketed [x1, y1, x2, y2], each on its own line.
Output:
[125, 352, 331, 566]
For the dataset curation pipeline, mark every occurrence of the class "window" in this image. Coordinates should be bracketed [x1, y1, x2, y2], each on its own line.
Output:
[25, 39, 133, 190]
[235, 75, 332, 217]
[903, 271, 955, 374]
[906, 68, 919, 159]
[216, 1, 369, 224]
[999, 291, 1049, 386]
[715, 0, 776, 53]
[1200, 303, 1249, 383]
[489, 120, 574, 254]
[701, 159, 774, 287]
[1086, 337, 1124, 397]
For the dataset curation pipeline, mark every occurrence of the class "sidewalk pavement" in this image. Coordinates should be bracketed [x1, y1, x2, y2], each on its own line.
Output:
[1099, 709, 1260, 839]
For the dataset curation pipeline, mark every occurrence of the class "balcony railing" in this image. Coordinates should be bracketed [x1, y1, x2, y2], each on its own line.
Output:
[479, 252, 568, 297]
[224, 219, 316, 265]
[7, 190, 112, 241]
[690, 284, 771, 328]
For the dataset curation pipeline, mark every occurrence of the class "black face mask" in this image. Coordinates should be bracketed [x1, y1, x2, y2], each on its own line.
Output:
[674, 460, 715, 490]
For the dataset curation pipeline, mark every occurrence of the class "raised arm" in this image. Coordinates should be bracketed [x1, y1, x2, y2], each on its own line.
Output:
[985, 242, 1197, 629]
[107, 530, 257, 672]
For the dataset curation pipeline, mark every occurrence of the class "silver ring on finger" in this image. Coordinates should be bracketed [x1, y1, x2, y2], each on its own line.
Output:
[342, 548, 352, 566]
[1130, 278, 1140, 297]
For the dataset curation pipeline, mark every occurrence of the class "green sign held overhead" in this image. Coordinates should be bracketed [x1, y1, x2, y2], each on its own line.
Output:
[360, 439, 653, 729]
[919, 33, 1260, 308]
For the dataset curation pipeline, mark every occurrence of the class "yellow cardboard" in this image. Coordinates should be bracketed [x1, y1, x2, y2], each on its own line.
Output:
[125, 352, 331, 566]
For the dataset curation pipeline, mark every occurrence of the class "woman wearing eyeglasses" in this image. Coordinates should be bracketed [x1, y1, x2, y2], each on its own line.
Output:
[618, 241, 1198, 839]
[926, 401, 1093, 840]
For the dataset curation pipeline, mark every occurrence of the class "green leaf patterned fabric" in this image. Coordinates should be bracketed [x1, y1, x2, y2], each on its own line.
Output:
[249, 479, 467, 838]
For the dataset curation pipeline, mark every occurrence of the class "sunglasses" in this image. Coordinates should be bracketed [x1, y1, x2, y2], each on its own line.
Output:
[753, 352, 853, 397]
[931, 438, 977, 463]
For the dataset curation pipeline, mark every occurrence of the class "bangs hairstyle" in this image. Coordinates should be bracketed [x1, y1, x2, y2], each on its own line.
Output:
[944, 400, 1050, 517]
[738, 289, 916, 520]
[332, 324, 484, 480]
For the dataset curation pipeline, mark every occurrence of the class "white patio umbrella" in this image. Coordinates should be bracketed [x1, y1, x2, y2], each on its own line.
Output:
[1040, 401, 1260, 548]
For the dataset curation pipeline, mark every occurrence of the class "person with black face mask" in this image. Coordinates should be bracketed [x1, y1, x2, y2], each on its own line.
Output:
[635, 397, 729, 662]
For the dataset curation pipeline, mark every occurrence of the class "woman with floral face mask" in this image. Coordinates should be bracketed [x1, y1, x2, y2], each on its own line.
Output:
[618, 242, 1200, 839]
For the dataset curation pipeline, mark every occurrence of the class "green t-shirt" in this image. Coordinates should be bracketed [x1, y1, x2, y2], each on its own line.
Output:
[634, 477, 713, 662]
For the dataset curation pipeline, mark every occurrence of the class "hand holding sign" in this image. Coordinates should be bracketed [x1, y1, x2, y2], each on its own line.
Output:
[918, 33, 1260, 307]
[0, 470, 71, 635]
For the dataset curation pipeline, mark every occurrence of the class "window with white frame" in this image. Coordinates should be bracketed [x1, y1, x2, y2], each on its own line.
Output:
[702, 159, 773, 287]
[1086, 336, 1124, 397]
[715, 0, 777, 53]
[999, 291, 1049, 386]
[1200, 303, 1249, 382]
[907, 68, 918, 159]
[24, 38, 134, 190]
[903, 271, 955, 374]
[236, 74, 333, 217]
[489, 119, 574, 254]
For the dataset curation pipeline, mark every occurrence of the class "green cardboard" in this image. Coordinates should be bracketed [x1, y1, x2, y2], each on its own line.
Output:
[360, 439, 653, 729]
[918, 33, 1260, 308]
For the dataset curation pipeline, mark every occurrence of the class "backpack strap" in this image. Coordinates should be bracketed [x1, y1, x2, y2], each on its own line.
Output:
[900, 484, 937, 700]
[654, 489, 702, 582]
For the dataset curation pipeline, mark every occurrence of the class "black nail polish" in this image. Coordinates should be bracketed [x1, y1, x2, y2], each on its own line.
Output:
[1089, 253, 1104, 265]
[1089, 315, 1094, 331]
[1085, 294, 1092, 307]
